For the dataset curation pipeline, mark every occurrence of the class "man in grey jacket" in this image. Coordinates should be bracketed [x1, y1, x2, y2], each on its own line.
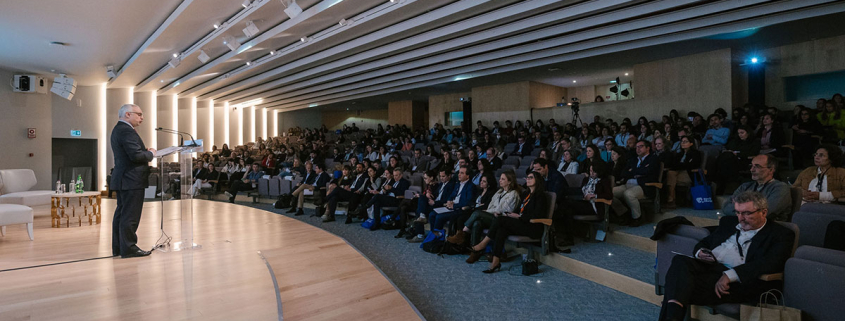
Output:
[722, 154, 792, 221]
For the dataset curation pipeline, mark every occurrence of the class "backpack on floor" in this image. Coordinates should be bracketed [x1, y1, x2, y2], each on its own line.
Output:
[274, 194, 292, 209]
[437, 241, 467, 256]
[422, 240, 445, 253]
[381, 214, 401, 230]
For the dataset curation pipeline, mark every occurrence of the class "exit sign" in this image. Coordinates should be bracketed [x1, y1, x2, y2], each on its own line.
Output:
[70, 130, 82, 137]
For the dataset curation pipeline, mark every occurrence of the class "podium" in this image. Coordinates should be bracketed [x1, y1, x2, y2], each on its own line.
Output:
[154, 142, 203, 252]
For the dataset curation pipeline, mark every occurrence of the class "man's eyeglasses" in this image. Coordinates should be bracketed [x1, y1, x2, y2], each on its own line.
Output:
[735, 209, 761, 216]
[128, 112, 143, 117]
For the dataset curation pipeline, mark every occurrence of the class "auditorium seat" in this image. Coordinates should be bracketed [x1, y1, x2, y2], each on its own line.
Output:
[511, 191, 556, 257]
[0, 169, 54, 206]
[784, 246, 845, 321]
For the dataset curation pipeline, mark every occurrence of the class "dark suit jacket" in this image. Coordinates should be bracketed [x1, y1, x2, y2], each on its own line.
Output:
[349, 174, 367, 191]
[433, 181, 456, 206]
[694, 216, 795, 285]
[487, 156, 502, 171]
[545, 170, 566, 195]
[448, 181, 476, 209]
[302, 170, 317, 185]
[510, 143, 533, 157]
[622, 153, 660, 198]
[312, 172, 330, 189]
[385, 178, 411, 197]
[110, 122, 153, 190]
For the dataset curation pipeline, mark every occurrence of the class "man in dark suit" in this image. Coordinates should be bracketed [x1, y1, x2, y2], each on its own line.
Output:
[429, 166, 475, 235]
[659, 191, 795, 321]
[110, 104, 155, 258]
[510, 136, 532, 157]
[289, 162, 329, 216]
[532, 158, 565, 196]
[362, 168, 411, 231]
[485, 146, 502, 171]
[612, 140, 660, 226]
[407, 149, 429, 173]
[323, 163, 368, 223]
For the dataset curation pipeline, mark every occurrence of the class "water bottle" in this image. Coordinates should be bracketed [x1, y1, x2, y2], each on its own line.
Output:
[77, 174, 84, 193]
[56, 180, 61, 193]
[70, 179, 75, 193]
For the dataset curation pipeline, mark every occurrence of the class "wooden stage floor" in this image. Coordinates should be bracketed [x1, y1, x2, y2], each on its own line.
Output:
[0, 199, 422, 321]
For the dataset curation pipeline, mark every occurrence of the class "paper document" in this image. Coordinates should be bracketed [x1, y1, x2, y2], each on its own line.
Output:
[433, 207, 450, 214]
[155, 146, 182, 157]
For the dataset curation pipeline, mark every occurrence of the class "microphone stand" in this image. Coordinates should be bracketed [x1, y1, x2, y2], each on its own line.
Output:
[156, 127, 199, 147]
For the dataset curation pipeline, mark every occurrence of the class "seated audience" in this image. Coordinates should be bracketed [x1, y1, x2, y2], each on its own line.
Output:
[792, 145, 845, 204]
[578, 145, 604, 175]
[428, 166, 475, 236]
[468, 171, 548, 273]
[557, 149, 579, 175]
[225, 163, 264, 203]
[701, 114, 729, 146]
[756, 113, 784, 155]
[394, 170, 438, 239]
[510, 136, 532, 157]
[323, 163, 368, 223]
[191, 162, 218, 196]
[658, 191, 795, 321]
[406, 169, 455, 242]
[721, 154, 791, 221]
[665, 136, 702, 209]
[612, 140, 659, 227]
[345, 166, 384, 223]
[555, 162, 612, 248]
[533, 158, 564, 196]
[357, 168, 411, 231]
[287, 162, 330, 216]
[714, 126, 760, 194]
[791, 106, 823, 168]
[453, 171, 520, 258]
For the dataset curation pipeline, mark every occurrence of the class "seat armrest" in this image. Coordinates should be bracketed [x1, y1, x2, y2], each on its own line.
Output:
[645, 183, 663, 189]
[594, 198, 611, 205]
[758, 273, 783, 282]
[530, 218, 552, 226]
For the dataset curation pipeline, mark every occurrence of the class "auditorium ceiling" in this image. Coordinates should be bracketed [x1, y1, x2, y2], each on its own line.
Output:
[2, 0, 844, 112]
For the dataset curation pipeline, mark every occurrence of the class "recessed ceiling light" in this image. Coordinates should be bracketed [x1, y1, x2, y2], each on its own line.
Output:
[572, 80, 577, 83]
[625, 73, 629, 76]
[160, 80, 164, 83]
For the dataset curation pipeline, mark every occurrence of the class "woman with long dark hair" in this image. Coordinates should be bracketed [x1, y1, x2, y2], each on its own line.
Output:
[664, 136, 701, 209]
[468, 171, 548, 273]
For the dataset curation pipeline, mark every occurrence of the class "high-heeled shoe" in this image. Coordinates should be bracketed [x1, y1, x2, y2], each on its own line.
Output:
[482, 263, 501, 274]
[466, 251, 482, 264]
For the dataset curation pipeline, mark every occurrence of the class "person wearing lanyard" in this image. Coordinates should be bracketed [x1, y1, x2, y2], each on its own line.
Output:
[359, 168, 410, 231]
[323, 163, 367, 223]
[658, 191, 795, 321]
[469, 171, 549, 273]
[428, 166, 476, 236]
[721, 154, 792, 222]
[791, 145, 845, 204]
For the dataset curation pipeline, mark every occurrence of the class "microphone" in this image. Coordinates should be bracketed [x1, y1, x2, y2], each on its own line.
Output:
[155, 127, 199, 147]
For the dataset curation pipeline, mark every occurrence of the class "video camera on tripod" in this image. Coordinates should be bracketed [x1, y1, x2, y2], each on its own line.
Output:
[567, 97, 580, 114]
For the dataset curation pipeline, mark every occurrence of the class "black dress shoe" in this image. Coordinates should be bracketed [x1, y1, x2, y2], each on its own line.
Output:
[344, 215, 353, 224]
[121, 247, 152, 258]
[295, 208, 305, 216]
[394, 229, 407, 238]
[286, 207, 297, 214]
[629, 217, 642, 227]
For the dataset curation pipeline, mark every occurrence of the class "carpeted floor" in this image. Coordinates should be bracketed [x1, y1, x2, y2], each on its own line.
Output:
[243, 202, 660, 321]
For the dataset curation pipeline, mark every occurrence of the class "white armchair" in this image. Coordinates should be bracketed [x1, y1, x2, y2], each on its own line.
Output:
[0, 169, 55, 206]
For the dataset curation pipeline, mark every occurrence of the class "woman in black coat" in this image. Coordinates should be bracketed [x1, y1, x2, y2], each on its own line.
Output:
[468, 171, 549, 273]
[555, 161, 613, 249]
[665, 136, 702, 208]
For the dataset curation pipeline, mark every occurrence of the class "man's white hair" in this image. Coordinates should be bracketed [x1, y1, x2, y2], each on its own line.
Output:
[118, 104, 140, 119]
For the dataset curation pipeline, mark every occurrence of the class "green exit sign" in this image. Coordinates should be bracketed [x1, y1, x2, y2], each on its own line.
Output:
[70, 130, 82, 137]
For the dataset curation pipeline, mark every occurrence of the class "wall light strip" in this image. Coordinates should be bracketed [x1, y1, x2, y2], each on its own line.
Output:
[224, 101, 230, 146]
[99, 83, 107, 191]
[208, 99, 214, 149]
[172, 94, 178, 161]
[150, 90, 157, 167]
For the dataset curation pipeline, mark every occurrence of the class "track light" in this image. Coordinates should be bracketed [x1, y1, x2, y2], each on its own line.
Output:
[242, 0, 251, 8]
[300, 36, 311, 43]
[572, 80, 577, 83]
[282, 0, 303, 19]
[172, 53, 179, 58]
[106, 66, 116, 79]
[168, 57, 181, 68]
[198, 50, 210, 63]
[339, 18, 350, 26]
[222, 35, 240, 51]
[242, 20, 259, 37]
[246, 61, 251, 66]
[213, 22, 220, 29]
[270, 50, 275, 55]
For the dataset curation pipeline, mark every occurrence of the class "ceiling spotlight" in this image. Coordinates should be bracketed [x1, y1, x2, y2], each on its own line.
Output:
[160, 80, 164, 83]
[243, 20, 259, 37]
[106, 65, 116, 79]
[172, 53, 179, 58]
[339, 18, 350, 26]
[283, 0, 303, 19]
[270, 50, 275, 55]
[300, 36, 311, 43]
[222, 35, 240, 51]
[246, 61, 251, 66]
[213, 22, 220, 29]
[751, 57, 758, 64]
[242, 0, 251, 8]
[572, 80, 577, 83]
[198, 49, 210, 63]
[624, 73, 629, 76]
